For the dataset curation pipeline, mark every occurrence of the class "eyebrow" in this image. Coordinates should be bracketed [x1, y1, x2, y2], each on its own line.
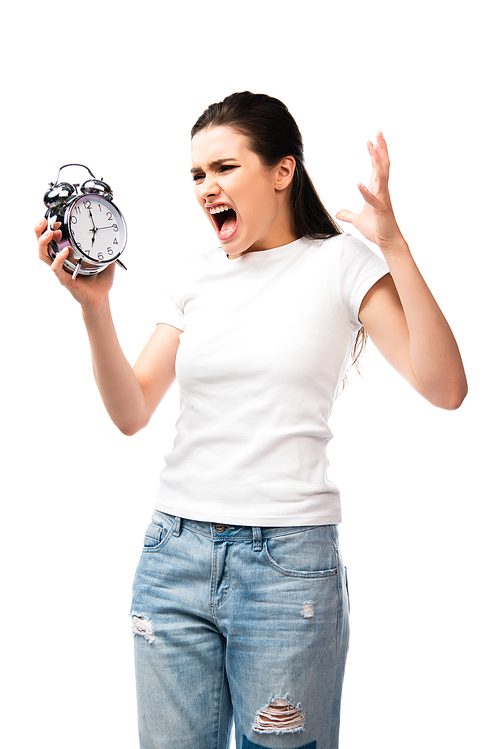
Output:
[190, 158, 239, 175]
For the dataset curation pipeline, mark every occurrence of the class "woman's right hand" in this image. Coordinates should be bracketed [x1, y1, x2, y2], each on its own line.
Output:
[35, 217, 115, 311]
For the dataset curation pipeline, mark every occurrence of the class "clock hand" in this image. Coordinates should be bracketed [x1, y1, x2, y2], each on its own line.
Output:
[86, 208, 98, 246]
[88, 226, 98, 247]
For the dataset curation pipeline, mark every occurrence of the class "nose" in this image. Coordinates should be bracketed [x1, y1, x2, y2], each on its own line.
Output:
[199, 171, 220, 200]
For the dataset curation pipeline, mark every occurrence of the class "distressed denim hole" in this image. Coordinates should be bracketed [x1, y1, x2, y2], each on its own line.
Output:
[131, 614, 155, 644]
[253, 696, 305, 734]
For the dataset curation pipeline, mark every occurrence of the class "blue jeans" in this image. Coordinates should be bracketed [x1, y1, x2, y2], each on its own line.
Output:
[130, 511, 350, 749]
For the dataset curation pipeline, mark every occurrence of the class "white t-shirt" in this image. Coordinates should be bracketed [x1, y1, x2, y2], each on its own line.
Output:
[155, 234, 389, 526]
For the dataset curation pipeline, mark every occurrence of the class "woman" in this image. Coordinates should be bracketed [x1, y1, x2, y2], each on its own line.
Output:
[36, 92, 467, 749]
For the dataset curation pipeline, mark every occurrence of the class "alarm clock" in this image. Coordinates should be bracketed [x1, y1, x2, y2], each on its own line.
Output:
[44, 163, 127, 279]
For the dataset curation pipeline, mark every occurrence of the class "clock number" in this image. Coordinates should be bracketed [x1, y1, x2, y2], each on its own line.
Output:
[106, 211, 113, 221]
[107, 247, 114, 255]
[84, 199, 92, 210]
[112, 223, 118, 232]
[113, 238, 118, 244]
[71, 215, 78, 225]
[97, 252, 104, 261]
[74, 205, 81, 215]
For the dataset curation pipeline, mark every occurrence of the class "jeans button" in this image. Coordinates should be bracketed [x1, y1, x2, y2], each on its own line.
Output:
[214, 524, 226, 533]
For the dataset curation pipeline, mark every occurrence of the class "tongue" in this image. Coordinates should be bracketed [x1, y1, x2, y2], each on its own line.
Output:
[221, 210, 237, 234]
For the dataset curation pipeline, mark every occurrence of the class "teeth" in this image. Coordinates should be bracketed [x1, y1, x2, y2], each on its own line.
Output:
[208, 205, 231, 215]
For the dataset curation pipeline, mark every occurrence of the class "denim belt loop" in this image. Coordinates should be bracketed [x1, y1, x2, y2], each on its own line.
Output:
[172, 516, 182, 537]
[252, 526, 263, 552]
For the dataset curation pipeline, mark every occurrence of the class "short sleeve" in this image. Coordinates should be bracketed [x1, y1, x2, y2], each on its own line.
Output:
[155, 288, 185, 331]
[154, 259, 190, 331]
[335, 233, 390, 328]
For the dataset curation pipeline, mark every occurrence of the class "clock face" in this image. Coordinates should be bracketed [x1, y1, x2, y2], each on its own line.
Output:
[67, 194, 126, 264]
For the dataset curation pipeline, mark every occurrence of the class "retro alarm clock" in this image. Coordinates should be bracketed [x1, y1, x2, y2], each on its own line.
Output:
[44, 163, 127, 279]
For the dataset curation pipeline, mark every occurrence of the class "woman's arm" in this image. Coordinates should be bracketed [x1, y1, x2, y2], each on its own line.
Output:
[83, 304, 180, 435]
[36, 218, 180, 434]
[336, 134, 468, 410]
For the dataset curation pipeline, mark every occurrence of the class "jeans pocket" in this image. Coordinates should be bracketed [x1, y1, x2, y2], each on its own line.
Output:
[262, 526, 339, 578]
[141, 511, 176, 553]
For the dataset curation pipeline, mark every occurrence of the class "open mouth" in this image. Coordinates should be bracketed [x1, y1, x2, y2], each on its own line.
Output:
[207, 203, 238, 240]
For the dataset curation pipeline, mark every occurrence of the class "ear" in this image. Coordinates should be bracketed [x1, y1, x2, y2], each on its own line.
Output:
[275, 156, 296, 190]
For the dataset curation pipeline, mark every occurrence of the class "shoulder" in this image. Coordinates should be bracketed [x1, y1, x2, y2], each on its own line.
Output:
[304, 233, 386, 271]
[321, 232, 380, 259]
[306, 232, 376, 257]
[328, 233, 388, 276]
[317, 234, 390, 327]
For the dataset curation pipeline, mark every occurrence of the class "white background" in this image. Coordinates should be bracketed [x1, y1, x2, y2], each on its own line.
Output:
[1, 1, 498, 747]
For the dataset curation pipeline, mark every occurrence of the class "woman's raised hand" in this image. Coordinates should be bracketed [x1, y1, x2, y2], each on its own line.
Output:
[35, 217, 115, 310]
[335, 132, 405, 253]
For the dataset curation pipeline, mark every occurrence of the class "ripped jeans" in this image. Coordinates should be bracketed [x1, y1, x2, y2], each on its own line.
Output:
[130, 511, 350, 749]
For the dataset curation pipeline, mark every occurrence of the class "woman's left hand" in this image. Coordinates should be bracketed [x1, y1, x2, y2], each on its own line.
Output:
[336, 132, 405, 253]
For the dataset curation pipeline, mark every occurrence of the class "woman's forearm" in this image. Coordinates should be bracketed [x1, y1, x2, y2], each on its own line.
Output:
[82, 298, 149, 435]
[382, 238, 468, 409]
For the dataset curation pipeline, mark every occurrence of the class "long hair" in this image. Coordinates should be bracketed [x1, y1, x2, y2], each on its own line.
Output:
[192, 91, 366, 370]
[191, 91, 341, 239]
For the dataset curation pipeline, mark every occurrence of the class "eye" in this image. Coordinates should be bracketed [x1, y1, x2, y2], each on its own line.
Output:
[192, 173, 204, 183]
[219, 165, 237, 173]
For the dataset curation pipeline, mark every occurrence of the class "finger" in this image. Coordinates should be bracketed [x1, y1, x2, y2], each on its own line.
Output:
[367, 138, 384, 167]
[38, 228, 62, 266]
[370, 141, 383, 168]
[369, 143, 390, 193]
[38, 218, 62, 252]
[377, 131, 390, 170]
[371, 134, 390, 183]
[34, 218, 48, 239]
[358, 182, 384, 208]
[38, 227, 55, 264]
[335, 208, 358, 224]
[35, 218, 61, 236]
[50, 247, 70, 280]
[367, 140, 378, 171]
[368, 136, 389, 163]
[49, 223, 62, 244]
[366, 140, 385, 192]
